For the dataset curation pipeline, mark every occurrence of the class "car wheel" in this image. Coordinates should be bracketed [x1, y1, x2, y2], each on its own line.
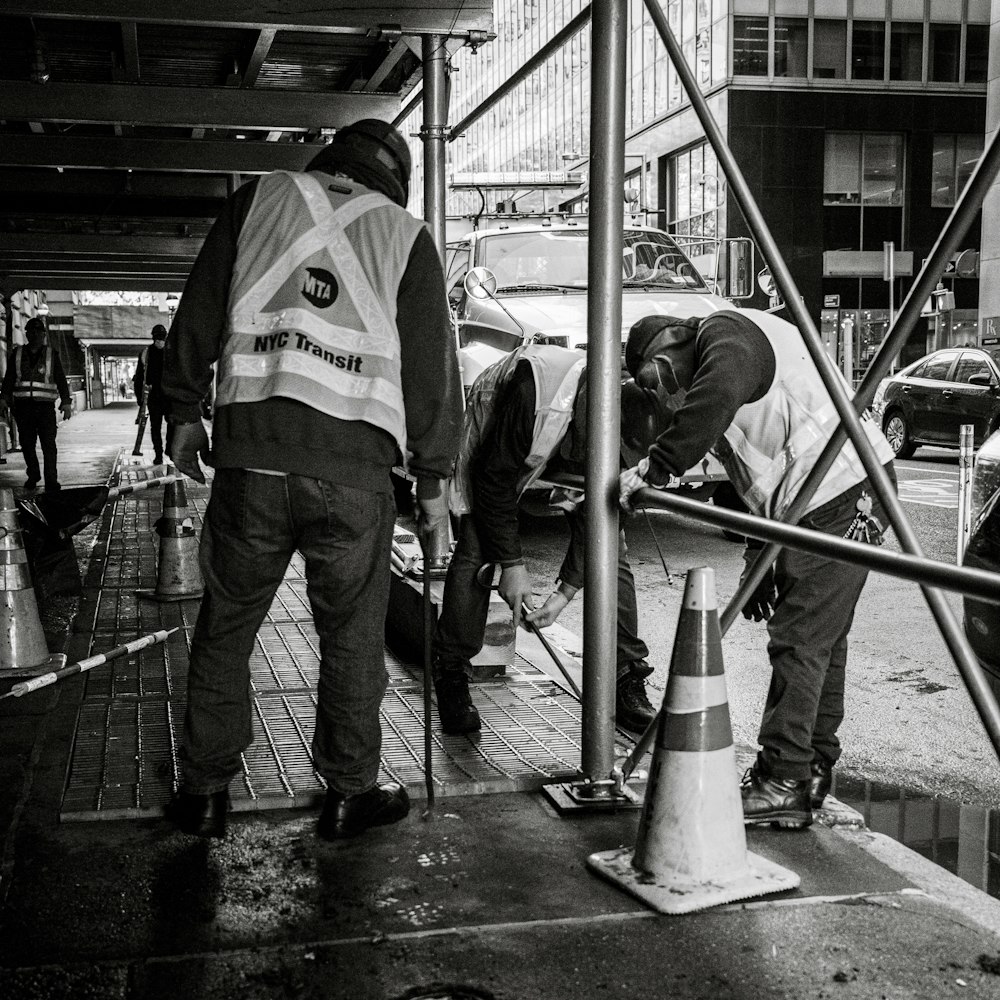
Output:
[883, 410, 916, 459]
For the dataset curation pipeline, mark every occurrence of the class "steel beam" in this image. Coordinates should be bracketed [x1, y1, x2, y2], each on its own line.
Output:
[0, 234, 203, 258]
[0, 81, 397, 131]
[241, 28, 276, 88]
[581, 1, 627, 781]
[2, 2, 495, 37]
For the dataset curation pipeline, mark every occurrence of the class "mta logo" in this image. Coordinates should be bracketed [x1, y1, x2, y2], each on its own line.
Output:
[302, 267, 338, 308]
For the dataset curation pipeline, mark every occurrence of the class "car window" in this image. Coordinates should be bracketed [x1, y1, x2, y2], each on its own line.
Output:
[913, 353, 958, 381]
[953, 353, 993, 385]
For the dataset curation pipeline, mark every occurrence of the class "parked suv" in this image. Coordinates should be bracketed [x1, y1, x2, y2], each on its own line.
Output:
[871, 347, 1000, 458]
[445, 222, 748, 388]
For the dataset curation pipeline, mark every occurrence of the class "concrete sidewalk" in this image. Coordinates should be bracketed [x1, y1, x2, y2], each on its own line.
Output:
[1, 404, 999, 999]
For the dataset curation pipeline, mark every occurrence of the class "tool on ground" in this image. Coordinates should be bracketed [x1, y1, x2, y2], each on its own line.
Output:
[587, 567, 799, 913]
[132, 385, 149, 456]
[520, 602, 583, 700]
[641, 509, 674, 586]
[1, 628, 178, 699]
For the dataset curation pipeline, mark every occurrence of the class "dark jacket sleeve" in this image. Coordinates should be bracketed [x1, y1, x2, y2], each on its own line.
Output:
[52, 351, 71, 406]
[472, 362, 537, 567]
[1, 354, 14, 405]
[644, 312, 774, 485]
[162, 180, 259, 423]
[397, 227, 463, 482]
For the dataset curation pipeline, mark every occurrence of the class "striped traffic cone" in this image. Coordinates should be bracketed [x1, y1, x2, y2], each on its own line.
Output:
[0, 488, 64, 676]
[587, 566, 800, 914]
[137, 479, 204, 602]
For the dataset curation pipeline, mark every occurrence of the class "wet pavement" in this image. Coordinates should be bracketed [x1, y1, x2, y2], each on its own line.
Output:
[1, 404, 1000, 999]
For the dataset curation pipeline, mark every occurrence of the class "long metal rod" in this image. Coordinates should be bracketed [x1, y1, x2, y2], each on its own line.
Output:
[642, 0, 1000, 767]
[421, 34, 449, 258]
[581, 1, 627, 781]
[392, 88, 422, 129]
[448, 5, 591, 142]
[726, 130, 1000, 633]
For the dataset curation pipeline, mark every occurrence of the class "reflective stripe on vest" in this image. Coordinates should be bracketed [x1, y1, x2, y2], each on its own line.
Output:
[217, 170, 424, 458]
[719, 309, 895, 520]
[12, 347, 59, 402]
[450, 344, 585, 515]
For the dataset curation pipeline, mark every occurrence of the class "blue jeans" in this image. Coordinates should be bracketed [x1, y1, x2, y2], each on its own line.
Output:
[179, 469, 395, 796]
[435, 511, 648, 679]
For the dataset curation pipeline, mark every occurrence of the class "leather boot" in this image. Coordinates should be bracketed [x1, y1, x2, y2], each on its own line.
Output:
[741, 759, 812, 829]
[615, 666, 657, 734]
[810, 758, 834, 809]
[318, 782, 410, 840]
[434, 670, 481, 735]
[165, 788, 229, 839]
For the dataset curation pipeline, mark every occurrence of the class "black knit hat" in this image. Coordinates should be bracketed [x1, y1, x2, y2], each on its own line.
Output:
[151, 324, 167, 341]
[624, 315, 702, 379]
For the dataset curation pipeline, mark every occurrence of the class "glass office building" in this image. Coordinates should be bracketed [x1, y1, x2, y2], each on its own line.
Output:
[406, 0, 992, 380]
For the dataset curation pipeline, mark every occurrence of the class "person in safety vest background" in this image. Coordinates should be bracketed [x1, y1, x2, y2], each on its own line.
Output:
[1, 316, 72, 492]
[434, 336, 671, 737]
[132, 323, 170, 464]
[161, 118, 463, 841]
[618, 311, 896, 831]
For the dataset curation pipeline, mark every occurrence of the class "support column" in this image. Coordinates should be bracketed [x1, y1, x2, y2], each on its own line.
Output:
[979, 1, 1000, 343]
[582, 1, 627, 780]
[421, 34, 448, 260]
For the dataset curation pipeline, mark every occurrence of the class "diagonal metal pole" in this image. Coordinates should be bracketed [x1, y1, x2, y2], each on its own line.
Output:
[629, 0, 1000, 776]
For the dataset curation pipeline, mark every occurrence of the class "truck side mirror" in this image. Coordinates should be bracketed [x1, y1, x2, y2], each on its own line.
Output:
[725, 239, 755, 299]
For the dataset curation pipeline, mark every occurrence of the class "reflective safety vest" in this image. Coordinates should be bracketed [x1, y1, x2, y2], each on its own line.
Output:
[12, 347, 59, 403]
[716, 309, 895, 520]
[217, 170, 425, 458]
[451, 344, 586, 515]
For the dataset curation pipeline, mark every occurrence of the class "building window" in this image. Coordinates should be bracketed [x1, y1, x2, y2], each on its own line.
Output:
[889, 22, 923, 81]
[669, 142, 720, 258]
[852, 21, 885, 80]
[966, 24, 989, 84]
[932, 134, 984, 207]
[929, 23, 960, 82]
[813, 19, 847, 79]
[733, 15, 768, 75]
[774, 17, 807, 78]
[824, 132, 904, 207]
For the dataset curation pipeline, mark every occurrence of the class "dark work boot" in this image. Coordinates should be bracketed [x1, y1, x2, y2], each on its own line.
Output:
[165, 788, 229, 839]
[810, 758, 834, 809]
[615, 665, 658, 734]
[741, 759, 812, 829]
[318, 782, 410, 840]
[434, 670, 481, 735]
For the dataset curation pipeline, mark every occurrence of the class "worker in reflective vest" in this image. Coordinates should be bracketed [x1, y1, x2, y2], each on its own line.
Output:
[434, 340, 666, 737]
[161, 119, 463, 841]
[1, 316, 72, 491]
[619, 311, 895, 830]
[132, 323, 169, 464]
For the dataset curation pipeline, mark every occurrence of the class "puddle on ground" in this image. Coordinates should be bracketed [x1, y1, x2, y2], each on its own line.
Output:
[834, 775, 1000, 900]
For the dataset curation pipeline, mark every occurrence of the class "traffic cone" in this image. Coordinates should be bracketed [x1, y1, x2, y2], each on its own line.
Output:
[0, 488, 63, 676]
[137, 479, 204, 602]
[587, 566, 800, 914]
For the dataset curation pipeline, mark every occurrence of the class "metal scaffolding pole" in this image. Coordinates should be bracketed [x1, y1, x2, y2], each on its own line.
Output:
[421, 34, 449, 259]
[581, 0, 627, 781]
[637, 0, 1000, 771]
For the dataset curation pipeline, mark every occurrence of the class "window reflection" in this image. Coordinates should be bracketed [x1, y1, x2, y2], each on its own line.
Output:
[814, 19, 847, 79]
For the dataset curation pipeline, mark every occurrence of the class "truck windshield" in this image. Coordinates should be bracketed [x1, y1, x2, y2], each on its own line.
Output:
[478, 230, 708, 292]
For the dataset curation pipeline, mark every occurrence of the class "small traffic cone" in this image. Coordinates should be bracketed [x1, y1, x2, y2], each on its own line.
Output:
[0, 488, 65, 677]
[137, 480, 204, 602]
[587, 566, 800, 914]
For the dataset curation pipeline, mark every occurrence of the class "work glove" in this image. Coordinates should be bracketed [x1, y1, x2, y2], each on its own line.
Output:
[414, 477, 449, 555]
[524, 581, 578, 630]
[739, 546, 777, 622]
[499, 563, 535, 629]
[169, 420, 211, 484]
[619, 457, 679, 514]
[60, 402, 72, 421]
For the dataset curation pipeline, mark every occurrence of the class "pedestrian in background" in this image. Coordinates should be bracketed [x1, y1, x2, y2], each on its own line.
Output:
[132, 324, 169, 464]
[619, 310, 895, 830]
[162, 119, 462, 841]
[434, 340, 665, 737]
[1, 316, 72, 492]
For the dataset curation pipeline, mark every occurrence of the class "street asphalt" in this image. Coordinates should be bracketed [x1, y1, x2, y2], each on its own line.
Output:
[0, 403, 999, 999]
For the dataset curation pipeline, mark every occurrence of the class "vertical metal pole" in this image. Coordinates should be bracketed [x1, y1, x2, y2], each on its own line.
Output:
[958, 424, 974, 565]
[582, 0, 626, 780]
[422, 34, 448, 260]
